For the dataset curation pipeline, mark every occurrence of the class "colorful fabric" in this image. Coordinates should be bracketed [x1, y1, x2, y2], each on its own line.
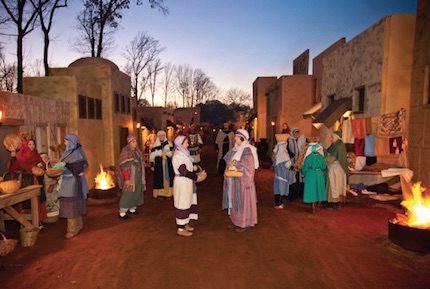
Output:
[327, 139, 348, 176]
[354, 138, 365, 156]
[15, 140, 43, 172]
[351, 118, 367, 139]
[364, 135, 376, 157]
[377, 108, 406, 138]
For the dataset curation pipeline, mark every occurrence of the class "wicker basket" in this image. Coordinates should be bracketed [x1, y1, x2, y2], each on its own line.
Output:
[0, 233, 18, 257]
[3, 134, 22, 151]
[46, 168, 64, 178]
[275, 134, 290, 142]
[31, 166, 45, 176]
[0, 180, 21, 194]
[20, 227, 39, 247]
[225, 169, 244, 178]
[196, 170, 207, 183]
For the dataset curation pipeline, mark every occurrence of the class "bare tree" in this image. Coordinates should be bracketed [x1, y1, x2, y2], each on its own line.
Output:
[0, 0, 40, 93]
[0, 45, 16, 91]
[161, 62, 174, 107]
[146, 58, 162, 106]
[75, 0, 168, 58]
[123, 31, 162, 99]
[30, 0, 68, 76]
[175, 64, 193, 107]
[224, 88, 251, 105]
[24, 58, 43, 76]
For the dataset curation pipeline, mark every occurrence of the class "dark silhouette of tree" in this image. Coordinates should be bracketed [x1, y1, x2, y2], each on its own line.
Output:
[225, 88, 251, 106]
[30, 0, 68, 76]
[161, 62, 174, 107]
[124, 31, 162, 100]
[0, 45, 16, 91]
[0, 0, 40, 93]
[75, 0, 168, 57]
[147, 57, 162, 106]
[198, 100, 235, 127]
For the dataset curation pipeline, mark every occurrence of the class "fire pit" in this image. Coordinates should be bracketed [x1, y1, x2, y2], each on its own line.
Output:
[88, 164, 118, 205]
[388, 182, 430, 253]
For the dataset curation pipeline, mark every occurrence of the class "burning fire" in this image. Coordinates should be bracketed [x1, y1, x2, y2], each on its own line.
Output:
[95, 163, 115, 190]
[396, 182, 430, 229]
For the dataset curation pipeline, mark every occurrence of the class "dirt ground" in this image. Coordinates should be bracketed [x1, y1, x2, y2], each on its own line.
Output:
[1, 146, 430, 289]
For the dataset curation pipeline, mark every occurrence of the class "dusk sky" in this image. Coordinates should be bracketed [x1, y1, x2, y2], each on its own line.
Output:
[2, 0, 416, 105]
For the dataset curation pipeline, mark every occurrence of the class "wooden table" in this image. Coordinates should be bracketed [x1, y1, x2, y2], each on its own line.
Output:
[0, 185, 41, 231]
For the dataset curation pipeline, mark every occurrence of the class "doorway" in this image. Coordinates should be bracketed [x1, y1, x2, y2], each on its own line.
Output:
[119, 127, 129, 152]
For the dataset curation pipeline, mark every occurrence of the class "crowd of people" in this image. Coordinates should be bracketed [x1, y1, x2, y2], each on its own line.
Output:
[3, 121, 348, 239]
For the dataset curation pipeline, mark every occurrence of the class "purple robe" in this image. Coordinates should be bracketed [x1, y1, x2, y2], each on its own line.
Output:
[223, 147, 257, 228]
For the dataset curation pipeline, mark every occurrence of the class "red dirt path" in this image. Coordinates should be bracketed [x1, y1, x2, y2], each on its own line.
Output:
[1, 146, 430, 289]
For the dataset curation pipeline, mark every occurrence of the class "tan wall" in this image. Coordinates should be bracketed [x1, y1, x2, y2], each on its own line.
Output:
[312, 38, 346, 103]
[252, 77, 277, 141]
[408, 0, 430, 186]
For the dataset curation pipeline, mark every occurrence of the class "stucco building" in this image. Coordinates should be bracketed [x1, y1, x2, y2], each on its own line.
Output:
[408, 0, 430, 186]
[23, 57, 137, 187]
[316, 14, 416, 159]
[252, 77, 277, 142]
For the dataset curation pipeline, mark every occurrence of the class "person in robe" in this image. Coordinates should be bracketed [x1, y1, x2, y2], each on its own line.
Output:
[8, 139, 47, 224]
[58, 134, 88, 238]
[118, 135, 146, 220]
[223, 129, 259, 232]
[281, 122, 291, 134]
[215, 123, 235, 175]
[272, 136, 292, 209]
[326, 131, 348, 205]
[287, 128, 303, 198]
[148, 129, 157, 149]
[326, 154, 347, 209]
[301, 143, 327, 214]
[188, 124, 203, 165]
[172, 135, 201, 237]
[150, 130, 174, 199]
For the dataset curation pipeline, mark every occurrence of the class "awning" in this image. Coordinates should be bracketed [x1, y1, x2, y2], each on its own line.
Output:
[313, 98, 352, 127]
[302, 102, 322, 119]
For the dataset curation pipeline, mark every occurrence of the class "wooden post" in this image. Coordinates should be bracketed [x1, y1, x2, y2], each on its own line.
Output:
[31, 196, 39, 227]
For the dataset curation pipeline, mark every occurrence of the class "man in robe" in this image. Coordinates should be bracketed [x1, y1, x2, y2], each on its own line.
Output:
[215, 123, 235, 175]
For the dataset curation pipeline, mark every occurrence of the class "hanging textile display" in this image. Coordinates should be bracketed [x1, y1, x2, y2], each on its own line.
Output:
[377, 108, 406, 138]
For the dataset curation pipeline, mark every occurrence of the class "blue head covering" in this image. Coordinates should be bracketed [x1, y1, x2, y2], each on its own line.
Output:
[60, 133, 83, 161]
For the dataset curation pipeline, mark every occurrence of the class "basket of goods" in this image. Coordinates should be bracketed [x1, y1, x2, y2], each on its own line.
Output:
[46, 168, 64, 178]
[31, 166, 45, 177]
[275, 134, 289, 142]
[19, 227, 39, 247]
[0, 233, 18, 257]
[196, 170, 207, 183]
[0, 180, 21, 194]
[224, 168, 244, 178]
[3, 134, 22, 151]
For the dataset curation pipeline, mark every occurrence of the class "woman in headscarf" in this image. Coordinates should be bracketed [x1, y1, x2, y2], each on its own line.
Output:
[150, 130, 174, 199]
[118, 135, 146, 220]
[172, 135, 200, 237]
[327, 131, 348, 177]
[8, 139, 47, 222]
[301, 143, 327, 214]
[223, 129, 259, 232]
[272, 135, 291, 209]
[58, 134, 88, 238]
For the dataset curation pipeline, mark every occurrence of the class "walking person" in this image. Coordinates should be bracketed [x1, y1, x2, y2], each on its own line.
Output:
[118, 135, 146, 220]
[301, 143, 327, 214]
[272, 134, 292, 209]
[172, 135, 201, 237]
[150, 130, 174, 199]
[58, 134, 88, 238]
[223, 129, 259, 232]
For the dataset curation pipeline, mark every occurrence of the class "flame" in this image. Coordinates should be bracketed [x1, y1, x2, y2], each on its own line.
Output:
[94, 163, 115, 190]
[400, 182, 430, 229]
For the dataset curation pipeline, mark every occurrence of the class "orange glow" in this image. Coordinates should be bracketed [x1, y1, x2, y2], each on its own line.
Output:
[397, 182, 430, 229]
[94, 164, 115, 190]
[136, 123, 141, 129]
[0, 110, 3, 122]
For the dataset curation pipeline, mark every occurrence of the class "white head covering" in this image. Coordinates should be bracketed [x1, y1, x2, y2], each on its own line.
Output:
[232, 129, 259, 169]
[150, 130, 171, 161]
[304, 143, 324, 160]
[174, 135, 193, 161]
[273, 141, 291, 167]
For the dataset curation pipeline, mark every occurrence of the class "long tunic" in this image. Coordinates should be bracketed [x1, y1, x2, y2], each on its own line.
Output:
[188, 133, 203, 164]
[223, 147, 257, 228]
[302, 153, 327, 203]
[58, 149, 88, 218]
[119, 150, 145, 209]
[327, 160, 347, 203]
[287, 137, 301, 184]
[172, 150, 198, 226]
[327, 140, 348, 176]
[215, 130, 235, 172]
[273, 142, 291, 197]
[150, 141, 174, 198]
